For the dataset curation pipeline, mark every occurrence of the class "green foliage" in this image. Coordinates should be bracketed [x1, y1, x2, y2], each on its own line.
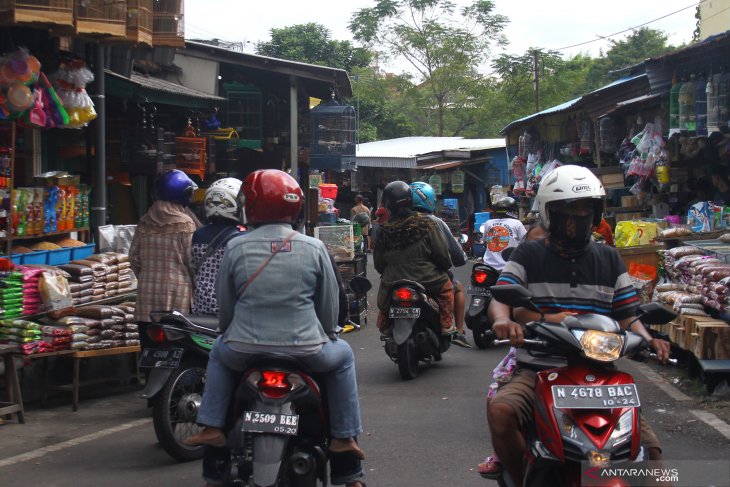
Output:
[255, 23, 372, 72]
[584, 27, 673, 89]
[349, 0, 508, 136]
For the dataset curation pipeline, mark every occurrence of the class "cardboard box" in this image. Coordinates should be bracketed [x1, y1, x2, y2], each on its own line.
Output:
[600, 172, 625, 188]
[621, 195, 639, 207]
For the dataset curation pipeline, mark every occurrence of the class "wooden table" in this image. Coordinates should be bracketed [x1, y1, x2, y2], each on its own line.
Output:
[0, 344, 24, 423]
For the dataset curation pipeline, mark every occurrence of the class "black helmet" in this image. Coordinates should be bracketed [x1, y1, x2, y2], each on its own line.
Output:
[382, 181, 412, 215]
[493, 196, 518, 218]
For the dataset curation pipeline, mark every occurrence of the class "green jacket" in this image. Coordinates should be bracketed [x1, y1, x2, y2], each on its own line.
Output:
[374, 212, 452, 311]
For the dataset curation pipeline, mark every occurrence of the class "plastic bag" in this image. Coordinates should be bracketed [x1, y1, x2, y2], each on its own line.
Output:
[38, 272, 73, 311]
[615, 221, 639, 247]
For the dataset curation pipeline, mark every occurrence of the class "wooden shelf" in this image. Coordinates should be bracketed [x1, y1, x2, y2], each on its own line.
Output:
[8, 228, 90, 243]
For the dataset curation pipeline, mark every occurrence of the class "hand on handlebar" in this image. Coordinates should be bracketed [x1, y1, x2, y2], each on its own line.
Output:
[649, 338, 671, 364]
[493, 319, 524, 347]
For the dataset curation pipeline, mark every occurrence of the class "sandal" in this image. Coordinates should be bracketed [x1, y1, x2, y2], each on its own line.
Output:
[477, 455, 502, 478]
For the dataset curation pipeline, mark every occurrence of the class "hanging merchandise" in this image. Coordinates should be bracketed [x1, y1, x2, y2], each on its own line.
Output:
[511, 156, 527, 196]
[451, 169, 464, 194]
[579, 119, 593, 155]
[51, 60, 97, 128]
[428, 174, 442, 195]
[599, 117, 616, 153]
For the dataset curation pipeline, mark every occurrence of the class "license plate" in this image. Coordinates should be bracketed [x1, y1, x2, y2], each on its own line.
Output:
[138, 348, 184, 369]
[552, 384, 640, 409]
[242, 411, 299, 436]
[389, 307, 420, 319]
[467, 286, 490, 296]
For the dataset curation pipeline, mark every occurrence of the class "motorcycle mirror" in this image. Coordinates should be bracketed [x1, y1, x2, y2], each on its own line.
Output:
[459, 233, 468, 244]
[489, 284, 543, 317]
[637, 302, 677, 325]
[348, 275, 372, 294]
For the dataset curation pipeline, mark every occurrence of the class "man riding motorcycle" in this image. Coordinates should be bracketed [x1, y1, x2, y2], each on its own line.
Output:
[479, 196, 526, 271]
[373, 180, 455, 337]
[184, 169, 365, 487]
[486, 165, 670, 485]
[410, 181, 471, 348]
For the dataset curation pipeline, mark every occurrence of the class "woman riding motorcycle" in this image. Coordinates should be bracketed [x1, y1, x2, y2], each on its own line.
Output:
[185, 169, 365, 487]
[373, 180, 454, 336]
[191, 177, 245, 316]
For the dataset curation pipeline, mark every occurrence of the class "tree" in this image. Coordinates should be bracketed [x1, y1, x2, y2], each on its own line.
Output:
[349, 0, 508, 136]
[256, 23, 372, 72]
[585, 27, 673, 90]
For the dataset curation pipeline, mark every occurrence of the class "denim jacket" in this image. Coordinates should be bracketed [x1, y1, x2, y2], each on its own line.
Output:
[216, 223, 338, 347]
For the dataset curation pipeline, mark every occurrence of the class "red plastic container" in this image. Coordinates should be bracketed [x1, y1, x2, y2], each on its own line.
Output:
[319, 184, 338, 200]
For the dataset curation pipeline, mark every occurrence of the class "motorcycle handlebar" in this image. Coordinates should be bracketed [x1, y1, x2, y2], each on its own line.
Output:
[493, 338, 548, 347]
[647, 352, 678, 365]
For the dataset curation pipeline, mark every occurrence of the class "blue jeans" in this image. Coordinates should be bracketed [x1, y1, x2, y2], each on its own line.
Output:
[198, 336, 363, 439]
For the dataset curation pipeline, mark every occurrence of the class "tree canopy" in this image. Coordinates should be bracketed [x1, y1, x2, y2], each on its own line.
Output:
[255, 23, 372, 72]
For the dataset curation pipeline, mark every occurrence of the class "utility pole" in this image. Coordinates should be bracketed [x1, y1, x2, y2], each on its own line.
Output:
[533, 49, 540, 113]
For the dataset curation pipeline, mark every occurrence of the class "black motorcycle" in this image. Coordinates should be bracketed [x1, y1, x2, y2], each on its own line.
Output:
[383, 279, 451, 380]
[464, 262, 501, 349]
[139, 311, 218, 462]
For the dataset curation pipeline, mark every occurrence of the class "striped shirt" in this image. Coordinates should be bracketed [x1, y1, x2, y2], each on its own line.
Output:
[496, 240, 639, 321]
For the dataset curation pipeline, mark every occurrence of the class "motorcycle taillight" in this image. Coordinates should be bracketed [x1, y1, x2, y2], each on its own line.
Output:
[258, 371, 292, 399]
[147, 326, 167, 344]
[473, 269, 489, 285]
[393, 287, 415, 307]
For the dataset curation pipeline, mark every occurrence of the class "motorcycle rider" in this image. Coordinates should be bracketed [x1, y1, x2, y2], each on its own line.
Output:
[374, 180, 455, 336]
[486, 165, 670, 485]
[185, 170, 365, 487]
[191, 178, 246, 315]
[130, 169, 198, 350]
[410, 181, 471, 348]
[480, 196, 526, 271]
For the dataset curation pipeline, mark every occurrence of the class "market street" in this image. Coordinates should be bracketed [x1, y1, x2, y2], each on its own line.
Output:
[1, 258, 730, 486]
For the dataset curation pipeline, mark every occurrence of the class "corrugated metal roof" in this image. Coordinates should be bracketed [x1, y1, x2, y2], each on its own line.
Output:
[185, 41, 352, 98]
[500, 75, 649, 134]
[356, 157, 417, 169]
[356, 137, 505, 158]
[106, 70, 225, 101]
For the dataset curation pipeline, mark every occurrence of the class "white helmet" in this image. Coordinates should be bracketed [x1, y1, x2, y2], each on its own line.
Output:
[535, 165, 605, 229]
[204, 177, 243, 222]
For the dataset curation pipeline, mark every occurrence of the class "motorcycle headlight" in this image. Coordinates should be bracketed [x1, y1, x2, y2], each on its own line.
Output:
[574, 330, 624, 362]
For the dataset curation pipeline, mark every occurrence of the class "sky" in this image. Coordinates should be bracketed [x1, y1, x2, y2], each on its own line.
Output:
[184, 0, 700, 74]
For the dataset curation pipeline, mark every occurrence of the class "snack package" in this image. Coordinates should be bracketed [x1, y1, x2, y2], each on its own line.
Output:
[687, 201, 712, 233]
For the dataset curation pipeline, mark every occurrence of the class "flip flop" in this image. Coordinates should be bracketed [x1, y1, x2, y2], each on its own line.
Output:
[477, 455, 502, 478]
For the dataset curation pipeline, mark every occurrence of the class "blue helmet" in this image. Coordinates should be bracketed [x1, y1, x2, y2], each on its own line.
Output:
[410, 181, 436, 213]
[154, 169, 198, 206]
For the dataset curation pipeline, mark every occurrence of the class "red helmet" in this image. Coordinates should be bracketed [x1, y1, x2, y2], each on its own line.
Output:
[241, 169, 303, 225]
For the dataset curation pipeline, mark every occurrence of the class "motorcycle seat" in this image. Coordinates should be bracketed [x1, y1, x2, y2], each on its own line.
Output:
[186, 315, 220, 330]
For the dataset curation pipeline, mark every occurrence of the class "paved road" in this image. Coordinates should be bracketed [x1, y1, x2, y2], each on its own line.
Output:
[1, 257, 729, 486]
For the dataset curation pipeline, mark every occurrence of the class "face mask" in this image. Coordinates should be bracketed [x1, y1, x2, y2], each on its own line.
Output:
[548, 210, 594, 256]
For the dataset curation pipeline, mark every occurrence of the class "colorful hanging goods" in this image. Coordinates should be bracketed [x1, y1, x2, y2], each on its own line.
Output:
[51, 60, 97, 128]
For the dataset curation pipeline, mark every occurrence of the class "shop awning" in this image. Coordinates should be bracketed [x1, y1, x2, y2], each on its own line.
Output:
[598, 93, 663, 119]
[417, 157, 492, 171]
[105, 70, 225, 108]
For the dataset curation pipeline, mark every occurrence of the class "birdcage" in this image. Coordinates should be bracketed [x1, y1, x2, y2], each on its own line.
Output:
[314, 224, 355, 262]
[74, 0, 126, 36]
[126, 0, 152, 46]
[152, 0, 183, 47]
[310, 98, 356, 171]
[0, 0, 73, 25]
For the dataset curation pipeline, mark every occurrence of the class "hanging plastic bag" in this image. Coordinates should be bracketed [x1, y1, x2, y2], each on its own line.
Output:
[614, 221, 639, 247]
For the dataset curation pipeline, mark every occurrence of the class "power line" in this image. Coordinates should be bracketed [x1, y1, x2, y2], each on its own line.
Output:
[552, 0, 703, 51]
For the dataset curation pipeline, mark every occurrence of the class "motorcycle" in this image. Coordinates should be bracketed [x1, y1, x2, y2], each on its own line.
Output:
[219, 275, 372, 486]
[383, 279, 452, 380]
[464, 262, 501, 349]
[487, 284, 676, 487]
[139, 311, 218, 461]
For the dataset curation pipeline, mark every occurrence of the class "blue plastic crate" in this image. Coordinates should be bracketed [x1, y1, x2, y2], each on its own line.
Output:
[474, 212, 491, 229]
[1, 254, 23, 266]
[22, 250, 49, 265]
[70, 243, 96, 261]
[443, 198, 458, 210]
[47, 248, 72, 266]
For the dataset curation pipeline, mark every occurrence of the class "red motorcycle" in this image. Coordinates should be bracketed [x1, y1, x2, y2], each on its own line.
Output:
[487, 284, 676, 487]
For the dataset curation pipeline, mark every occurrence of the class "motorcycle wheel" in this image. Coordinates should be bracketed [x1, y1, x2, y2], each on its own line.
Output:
[397, 338, 419, 380]
[472, 319, 494, 350]
[152, 364, 207, 462]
